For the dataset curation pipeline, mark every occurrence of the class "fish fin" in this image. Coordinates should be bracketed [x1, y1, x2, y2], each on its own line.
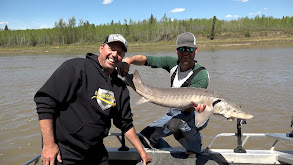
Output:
[135, 97, 149, 105]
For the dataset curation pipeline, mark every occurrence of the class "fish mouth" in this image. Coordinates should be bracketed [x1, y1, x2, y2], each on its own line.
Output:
[224, 110, 254, 120]
[236, 114, 254, 120]
[244, 114, 254, 119]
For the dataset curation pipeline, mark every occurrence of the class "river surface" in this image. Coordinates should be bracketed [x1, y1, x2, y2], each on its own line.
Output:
[1, 47, 293, 164]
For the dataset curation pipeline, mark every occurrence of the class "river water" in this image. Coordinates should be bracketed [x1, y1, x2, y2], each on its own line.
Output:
[1, 47, 293, 164]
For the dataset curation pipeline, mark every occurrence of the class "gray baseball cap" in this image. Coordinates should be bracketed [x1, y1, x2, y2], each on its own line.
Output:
[104, 34, 128, 52]
[176, 32, 196, 48]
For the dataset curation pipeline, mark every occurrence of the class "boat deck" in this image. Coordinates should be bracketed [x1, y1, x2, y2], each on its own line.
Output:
[100, 132, 293, 164]
[107, 148, 293, 165]
[23, 132, 293, 165]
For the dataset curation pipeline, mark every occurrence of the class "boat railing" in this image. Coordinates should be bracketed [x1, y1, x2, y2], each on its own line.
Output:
[22, 132, 293, 165]
[22, 118, 293, 165]
[23, 154, 41, 165]
[207, 133, 268, 149]
[206, 119, 293, 152]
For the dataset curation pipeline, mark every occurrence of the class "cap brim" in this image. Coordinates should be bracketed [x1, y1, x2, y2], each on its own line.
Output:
[106, 41, 127, 52]
[176, 43, 196, 48]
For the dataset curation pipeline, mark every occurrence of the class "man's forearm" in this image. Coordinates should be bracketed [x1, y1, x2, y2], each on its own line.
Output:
[39, 119, 62, 164]
[124, 127, 145, 155]
[125, 127, 152, 164]
[125, 55, 147, 66]
[39, 119, 55, 145]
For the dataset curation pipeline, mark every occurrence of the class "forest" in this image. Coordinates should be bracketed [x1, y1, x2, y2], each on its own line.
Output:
[0, 14, 292, 47]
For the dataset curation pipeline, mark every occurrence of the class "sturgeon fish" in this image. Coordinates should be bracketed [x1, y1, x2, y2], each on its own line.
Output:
[124, 70, 253, 120]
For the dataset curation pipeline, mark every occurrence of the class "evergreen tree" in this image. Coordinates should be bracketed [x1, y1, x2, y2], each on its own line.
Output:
[4, 24, 8, 31]
[210, 16, 217, 40]
[149, 14, 156, 24]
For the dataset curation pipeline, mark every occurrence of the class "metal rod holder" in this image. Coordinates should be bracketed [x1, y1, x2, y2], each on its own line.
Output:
[289, 116, 293, 137]
[234, 118, 247, 153]
[118, 132, 129, 151]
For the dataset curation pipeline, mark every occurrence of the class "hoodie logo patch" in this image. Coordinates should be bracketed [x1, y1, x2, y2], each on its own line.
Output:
[91, 88, 116, 111]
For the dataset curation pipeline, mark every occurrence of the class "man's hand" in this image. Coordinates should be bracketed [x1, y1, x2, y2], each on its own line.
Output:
[140, 152, 152, 165]
[41, 143, 62, 165]
[118, 58, 131, 77]
[185, 101, 206, 113]
[194, 103, 206, 113]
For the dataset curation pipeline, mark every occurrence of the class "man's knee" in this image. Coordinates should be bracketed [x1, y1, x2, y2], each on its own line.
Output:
[167, 118, 185, 140]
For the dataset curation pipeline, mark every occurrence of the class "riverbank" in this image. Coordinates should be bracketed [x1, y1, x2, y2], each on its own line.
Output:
[1, 35, 292, 55]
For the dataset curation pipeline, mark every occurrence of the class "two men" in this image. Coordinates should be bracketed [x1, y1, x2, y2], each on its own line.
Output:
[35, 34, 152, 164]
[119, 32, 211, 155]
[35, 32, 210, 165]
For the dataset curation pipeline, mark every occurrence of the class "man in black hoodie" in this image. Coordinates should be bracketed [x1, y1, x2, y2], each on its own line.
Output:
[34, 34, 152, 165]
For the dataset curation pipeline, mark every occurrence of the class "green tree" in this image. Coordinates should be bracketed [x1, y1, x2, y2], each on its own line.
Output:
[78, 19, 84, 27]
[4, 24, 8, 31]
[210, 16, 217, 40]
[0, 15, 292, 47]
[68, 17, 77, 44]
[149, 13, 156, 24]
[29, 32, 37, 46]
[68, 17, 76, 28]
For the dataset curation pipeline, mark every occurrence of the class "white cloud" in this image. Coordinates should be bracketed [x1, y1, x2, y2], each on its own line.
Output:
[170, 8, 186, 13]
[248, 11, 261, 15]
[233, 0, 248, 2]
[102, 0, 113, 5]
[40, 25, 47, 29]
[226, 15, 239, 18]
[0, 22, 8, 25]
[264, 8, 269, 10]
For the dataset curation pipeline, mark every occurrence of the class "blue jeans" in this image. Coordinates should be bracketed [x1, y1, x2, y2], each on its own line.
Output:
[140, 108, 209, 153]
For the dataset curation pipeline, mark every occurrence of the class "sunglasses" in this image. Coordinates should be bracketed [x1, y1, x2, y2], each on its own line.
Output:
[177, 47, 194, 53]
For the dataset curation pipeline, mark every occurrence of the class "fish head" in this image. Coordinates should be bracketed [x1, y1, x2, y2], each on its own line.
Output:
[132, 70, 143, 85]
[124, 73, 136, 90]
[213, 100, 253, 120]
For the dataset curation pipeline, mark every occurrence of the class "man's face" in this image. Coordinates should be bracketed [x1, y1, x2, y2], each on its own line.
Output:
[177, 46, 197, 68]
[98, 42, 125, 75]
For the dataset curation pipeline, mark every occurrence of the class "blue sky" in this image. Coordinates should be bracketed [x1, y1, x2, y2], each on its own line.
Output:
[1, 0, 292, 30]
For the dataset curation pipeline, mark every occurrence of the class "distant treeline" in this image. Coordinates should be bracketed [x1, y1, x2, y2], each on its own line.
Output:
[0, 14, 292, 47]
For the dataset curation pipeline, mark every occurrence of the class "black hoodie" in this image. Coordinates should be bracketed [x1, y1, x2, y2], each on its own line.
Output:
[34, 53, 133, 151]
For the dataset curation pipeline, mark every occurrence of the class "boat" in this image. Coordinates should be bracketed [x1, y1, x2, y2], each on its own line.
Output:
[23, 119, 293, 165]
